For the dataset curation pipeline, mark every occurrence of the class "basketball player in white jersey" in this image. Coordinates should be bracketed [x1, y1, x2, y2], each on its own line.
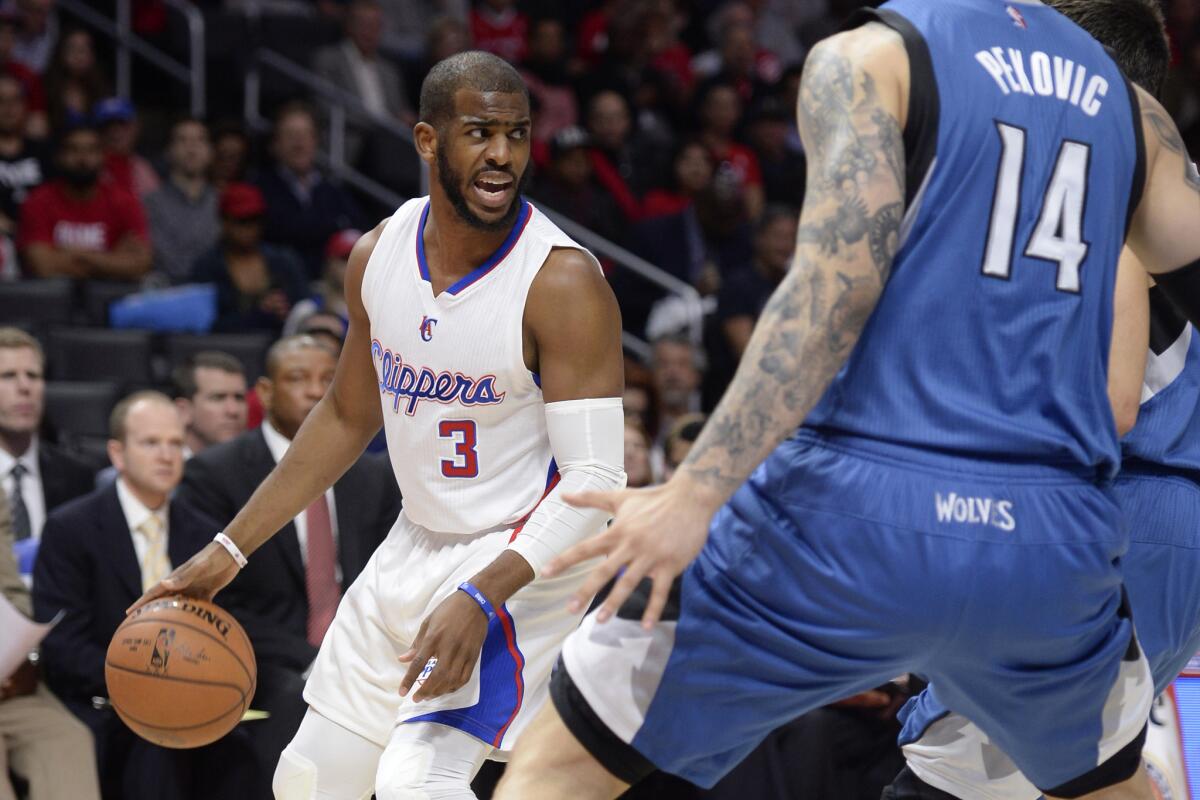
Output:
[132, 51, 627, 799]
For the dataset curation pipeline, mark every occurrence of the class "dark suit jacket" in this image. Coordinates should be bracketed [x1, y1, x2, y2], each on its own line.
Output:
[175, 428, 400, 673]
[39, 439, 97, 513]
[256, 166, 366, 280]
[32, 484, 219, 714]
[312, 40, 409, 120]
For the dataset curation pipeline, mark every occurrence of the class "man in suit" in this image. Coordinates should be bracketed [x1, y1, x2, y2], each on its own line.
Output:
[177, 335, 399, 796]
[32, 391, 258, 800]
[0, 327, 96, 546]
[0, 490, 101, 800]
[255, 104, 366, 280]
[313, 0, 415, 172]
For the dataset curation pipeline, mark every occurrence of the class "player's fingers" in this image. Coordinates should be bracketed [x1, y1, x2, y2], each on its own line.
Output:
[423, 654, 468, 701]
[549, 528, 618, 580]
[565, 550, 625, 614]
[640, 571, 674, 630]
[596, 560, 648, 624]
[398, 621, 428, 663]
[399, 649, 433, 697]
[563, 490, 620, 514]
[126, 582, 172, 615]
[416, 644, 464, 702]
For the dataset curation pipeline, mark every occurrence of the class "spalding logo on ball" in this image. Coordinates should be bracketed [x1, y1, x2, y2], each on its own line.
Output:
[105, 597, 256, 749]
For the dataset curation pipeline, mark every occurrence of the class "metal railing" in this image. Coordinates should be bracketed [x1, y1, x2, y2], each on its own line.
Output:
[242, 45, 703, 350]
[58, 0, 206, 117]
[243, 48, 423, 207]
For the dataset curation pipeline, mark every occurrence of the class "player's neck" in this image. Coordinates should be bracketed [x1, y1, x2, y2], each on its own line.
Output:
[423, 197, 516, 286]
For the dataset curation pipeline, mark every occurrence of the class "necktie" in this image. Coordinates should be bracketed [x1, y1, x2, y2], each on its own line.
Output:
[304, 494, 340, 647]
[9, 463, 30, 541]
[139, 516, 170, 593]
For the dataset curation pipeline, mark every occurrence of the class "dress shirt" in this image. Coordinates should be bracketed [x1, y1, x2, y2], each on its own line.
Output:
[0, 437, 45, 540]
[278, 167, 320, 207]
[260, 420, 339, 575]
[115, 477, 171, 581]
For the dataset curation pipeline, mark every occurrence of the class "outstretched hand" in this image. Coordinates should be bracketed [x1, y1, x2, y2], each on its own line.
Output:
[126, 541, 241, 615]
[549, 477, 720, 629]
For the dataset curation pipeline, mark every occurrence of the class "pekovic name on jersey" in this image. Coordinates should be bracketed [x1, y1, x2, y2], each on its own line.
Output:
[371, 338, 506, 416]
[975, 46, 1108, 117]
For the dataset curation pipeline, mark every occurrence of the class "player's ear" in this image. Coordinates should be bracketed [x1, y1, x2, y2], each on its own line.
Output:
[414, 121, 438, 166]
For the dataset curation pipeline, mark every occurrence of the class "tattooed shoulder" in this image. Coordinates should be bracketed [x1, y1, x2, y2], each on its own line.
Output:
[1144, 106, 1200, 193]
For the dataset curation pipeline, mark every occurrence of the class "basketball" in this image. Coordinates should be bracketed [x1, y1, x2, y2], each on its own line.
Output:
[105, 597, 257, 749]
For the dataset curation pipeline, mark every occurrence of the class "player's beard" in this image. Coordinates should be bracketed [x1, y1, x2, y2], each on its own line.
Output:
[436, 145, 530, 233]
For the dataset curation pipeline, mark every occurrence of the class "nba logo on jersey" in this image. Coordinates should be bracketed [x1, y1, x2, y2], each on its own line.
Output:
[419, 316, 437, 342]
[1007, 5, 1028, 29]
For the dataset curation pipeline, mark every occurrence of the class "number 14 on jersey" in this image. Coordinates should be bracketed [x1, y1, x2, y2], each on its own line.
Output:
[982, 121, 1091, 293]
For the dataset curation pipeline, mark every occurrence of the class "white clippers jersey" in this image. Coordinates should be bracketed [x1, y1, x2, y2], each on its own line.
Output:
[361, 197, 594, 534]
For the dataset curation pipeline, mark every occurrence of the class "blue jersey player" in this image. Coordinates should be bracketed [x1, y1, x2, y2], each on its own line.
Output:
[889, 272, 1200, 800]
[498, 1, 1200, 798]
[879, 5, 1200, 797]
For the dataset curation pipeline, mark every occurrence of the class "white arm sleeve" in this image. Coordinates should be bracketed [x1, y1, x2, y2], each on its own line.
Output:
[506, 397, 626, 577]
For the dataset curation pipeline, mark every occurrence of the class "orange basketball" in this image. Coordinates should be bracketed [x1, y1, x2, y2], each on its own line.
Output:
[105, 597, 256, 749]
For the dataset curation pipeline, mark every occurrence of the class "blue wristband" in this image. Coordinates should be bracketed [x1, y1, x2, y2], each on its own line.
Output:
[457, 581, 497, 622]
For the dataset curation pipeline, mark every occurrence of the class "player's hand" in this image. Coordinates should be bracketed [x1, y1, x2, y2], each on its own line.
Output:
[126, 541, 241, 615]
[552, 475, 720, 629]
[398, 590, 489, 702]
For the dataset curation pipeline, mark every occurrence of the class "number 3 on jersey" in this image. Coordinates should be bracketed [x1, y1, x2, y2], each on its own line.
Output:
[982, 121, 1091, 293]
[439, 420, 479, 478]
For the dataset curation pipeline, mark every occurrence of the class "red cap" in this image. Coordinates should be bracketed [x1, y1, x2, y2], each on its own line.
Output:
[325, 228, 361, 260]
[220, 183, 266, 220]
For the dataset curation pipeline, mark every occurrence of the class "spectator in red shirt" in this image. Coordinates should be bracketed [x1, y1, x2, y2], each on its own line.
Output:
[584, 89, 665, 222]
[692, 3, 783, 91]
[469, 0, 527, 63]
[642, 139, 714, 220]
[19, 122, 151, 280]
[695, 78, 764, 221]
[93, 97, 159, 198]
[575, 0, 617, 67]
[0, 7, 45, 138]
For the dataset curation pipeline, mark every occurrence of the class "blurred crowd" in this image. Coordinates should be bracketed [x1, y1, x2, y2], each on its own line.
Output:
[0, 0, 1196, 798]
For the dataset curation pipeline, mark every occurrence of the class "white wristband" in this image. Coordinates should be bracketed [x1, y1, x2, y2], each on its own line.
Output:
[213, 532, 248, 569]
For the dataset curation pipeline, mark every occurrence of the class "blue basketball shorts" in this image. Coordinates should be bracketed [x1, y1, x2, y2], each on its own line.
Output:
[551, 432, 1152, 791]
[898, 464, 1200, 799]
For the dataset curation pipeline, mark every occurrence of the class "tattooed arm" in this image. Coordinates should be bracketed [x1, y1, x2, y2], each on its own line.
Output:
[686, 26, 907, 497]
[1128, 87, 1200, 277]
[548, 24, 910, 627]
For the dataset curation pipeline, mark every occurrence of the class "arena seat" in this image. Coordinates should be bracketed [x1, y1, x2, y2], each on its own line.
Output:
[43, 380, 121, 439]
[164, 332, 273, 383]
[47, 328, 155, 385]
[0, 279, 74, 331]
[81, 280, 142, 326]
